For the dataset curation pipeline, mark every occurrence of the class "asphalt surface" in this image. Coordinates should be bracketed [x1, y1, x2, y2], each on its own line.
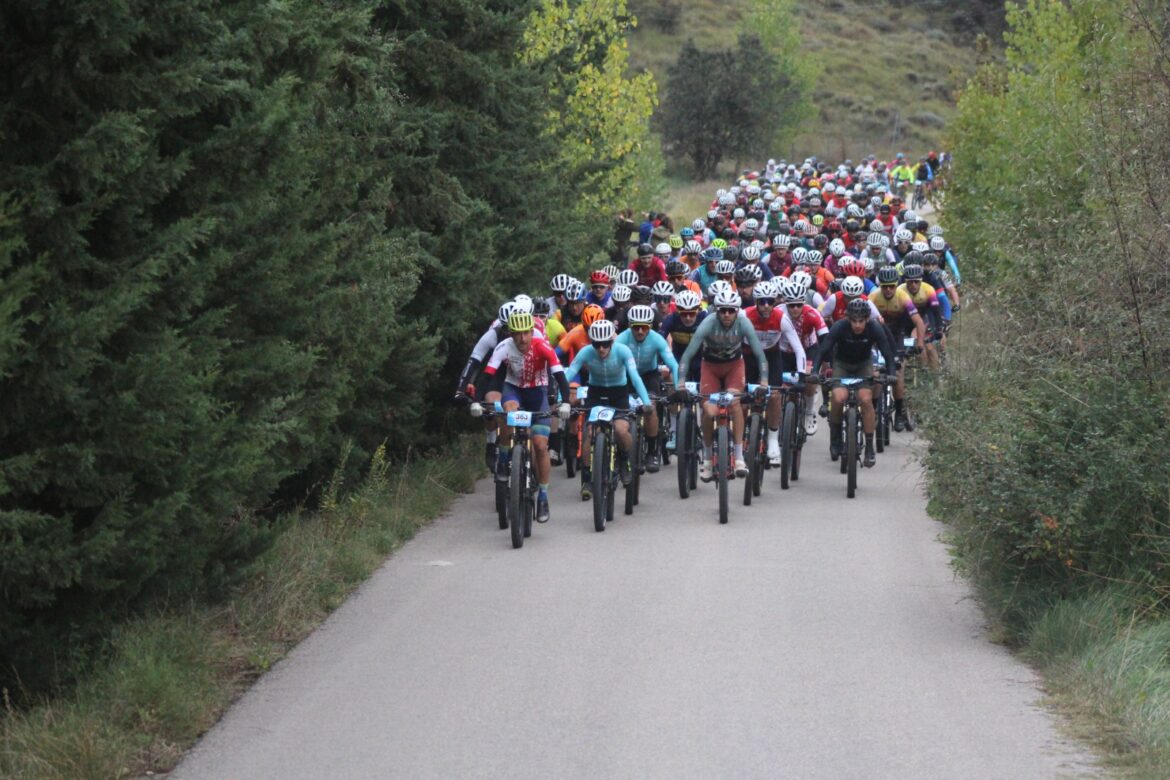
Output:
[173, 431, 1098, 779]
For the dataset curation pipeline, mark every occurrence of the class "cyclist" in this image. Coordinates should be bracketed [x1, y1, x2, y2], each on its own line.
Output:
[554, 279, 587, 333]
[566, 319, 652, 499]
[555, 303, 607, 366]
[899, 263, 943, 370]
[617, 304, 680, 472]
[678, 288, 796, 479]
[929, 232, 963, 286]
[586, 270, 613, 311]
[810, 298, 897, 469]
[631, 242, 669, 287]
[475, 310, 572, 523]
[610, 284, 633, 333]
[666, 257, 702, 297]
[779, 278, 830, 439]
[545, 273, 574, 321]
[650, 281, 676, 325]
[868, 266, 926, 432]
[659, 289, 707, 384]
[690, 247, 725, 295]
[734, 264, 762, 307]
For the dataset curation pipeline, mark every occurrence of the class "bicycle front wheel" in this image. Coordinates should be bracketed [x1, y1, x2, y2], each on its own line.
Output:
[744, 413, 760, 506]
[676, 407, 692, 499]
[717, 425, 729, 524]
[592, 431, 608, 532]
[780, 401, 795, 490]
[846, 408, 858, 499]
[509, 443, 526, 548]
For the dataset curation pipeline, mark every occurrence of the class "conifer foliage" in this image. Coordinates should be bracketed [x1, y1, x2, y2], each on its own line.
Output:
[0, 0, 612, 686]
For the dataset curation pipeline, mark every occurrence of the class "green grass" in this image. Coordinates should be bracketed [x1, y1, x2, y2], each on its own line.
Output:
[1, 440, 483, 779]
[630, 0, 982, 164]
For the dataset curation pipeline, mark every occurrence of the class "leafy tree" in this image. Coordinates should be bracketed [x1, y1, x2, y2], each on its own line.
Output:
[739, 0, 818, 151]
[660, 35, 799, 178]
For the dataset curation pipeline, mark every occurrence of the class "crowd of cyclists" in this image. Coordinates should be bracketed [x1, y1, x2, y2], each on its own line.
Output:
[455, 153, 962, 530]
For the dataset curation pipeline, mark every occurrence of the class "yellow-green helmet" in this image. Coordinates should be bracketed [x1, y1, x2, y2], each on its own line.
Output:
[507, 311, 534, 332]
[668, 234, 683, 249]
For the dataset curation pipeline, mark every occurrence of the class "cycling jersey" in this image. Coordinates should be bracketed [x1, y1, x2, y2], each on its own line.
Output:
[812, 318, 897, 374]
[779, 304, 830, 350]
[628, 257, 668, 287]
[555, 324, 591, 365]
[820, 292, 882, 324]
[564, 343, 651, 406]
[900, 282, 942, 330]
[868, 287, 919, 323]
[743, 306, 808, 359]
[616, 328, 680, 385]
[689, 263, 721, 295]
[544, 316, 566, 347]
[484, 337, 569, 394]
[678, 310, 773, 379]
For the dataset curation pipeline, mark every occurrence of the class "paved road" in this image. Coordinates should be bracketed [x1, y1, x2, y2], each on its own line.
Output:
[174, 433, 1097, 779]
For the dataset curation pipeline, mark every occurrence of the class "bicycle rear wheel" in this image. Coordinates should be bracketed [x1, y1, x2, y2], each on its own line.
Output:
[780, 401, 795, 490]
[509, 443, 526, 548]
[592, 432, 608, 532]
[846, 407, 858, 499]
[676, 407, 692, 499]
[495, 480, 508, 529]
[717, 425, 729, 524]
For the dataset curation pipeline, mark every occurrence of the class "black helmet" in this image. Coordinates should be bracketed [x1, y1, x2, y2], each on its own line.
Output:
[531, 298, 552, 317]
[845, 218, 860, 232]
[902, 250, 923, 266]
[846, 298, 870, 319]
[903, 264, 924, 281]
[637, 242, 654, 257]
[877, 266, 900, 285]
[631, 284, 652, 303]
[665, 259, 688, 277]
[734, 265, 761, 284]
[723, 245, 741, 264]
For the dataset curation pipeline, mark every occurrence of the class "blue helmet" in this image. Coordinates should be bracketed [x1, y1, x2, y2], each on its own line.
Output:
[702, 247, 724, 263]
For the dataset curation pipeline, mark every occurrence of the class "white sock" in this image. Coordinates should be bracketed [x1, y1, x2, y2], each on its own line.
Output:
[486, 429, 498, 444]
[767, 428, 779, 443]
[733, 443, 743, 460]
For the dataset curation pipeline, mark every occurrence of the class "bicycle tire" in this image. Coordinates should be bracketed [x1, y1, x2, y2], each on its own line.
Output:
[846, 407, 858, 499]
[659, 403, 672, 466]
[752, 414, 766, 497]
[522, 448, 533, 539]
[591, 431, 608, 532]
[606, 443, 616, 523]
[676, 407, 691, 499]
[717, 425, 729, 524]
[875, 388, 886, 454]
[780, 400, 795, 490]
[744, 413, 760, 506]
[509, 443, 526, 548]
[688, 411, 699, 490]
[632, 422, 643, 507]
[564, 430, 577, 479]
[496, 480, 508, 530]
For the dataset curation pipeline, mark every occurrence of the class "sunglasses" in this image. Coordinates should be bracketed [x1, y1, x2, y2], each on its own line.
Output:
[679, 310, 698, 317]
[631, 324, 650, 332]
[880, 283, 897, 289]
[717, 307, 738, 315]
[755, 298, 776, 306]
[593, 341, 613, 349]
[591, 284, 607, 291]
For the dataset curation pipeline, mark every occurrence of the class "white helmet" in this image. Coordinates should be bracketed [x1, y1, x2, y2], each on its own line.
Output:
[912, 241, 931, 253]
[611, 284, 632, 303]
[719, 194, 735, 207]
[781, 279, 805, 304]
[550, 273, 573, 293]
[806, 251, 824, 267]
[904, 210, 919, 222]
[602, 264, 620, 279]
[751, 198, 764, 209]
[869, 219, 886, 233]
[927, 225, 945, 237]
[743, 217, 760, 231]
[769, 200, 783, 212]
[712, 289, 742, 309]
[715, 259, 736, 275]
[790, 247, 808, 264]
[929, 235, 947, 251]
[824, 182, 836, 194]
[733, 207, 746, 220]
[841, 276, 865, 298]
[498, 300, 518, 323]
[762, 190, 775, 201]
[588, 319, 616, 342]
[741, 245, 761, 262]
[754, 279, 777, 299]
[707, 209, 719, 220]
[627, 304, 655, 325]
[866, 233, 884, 247]
[863, 256, 875, 273]
[880, 235, 891, 248]
[692, 218, 707, 231]
[674, 289, 702, 310]
[617, 269, 640, 287]
[513, 294, 534, 313]
[894, 228, 913, 243]
[828, 238, 846, 257]
[789, 271, 813, 297]
[847, 204, 865, 219]
[683, 239, 703, 255]
[792, 219, 809, 234]
[708, 280, 733, 298]
[729, 186, 742, 196]
[651, 280, 675, 299]
[654, 242, 672, 256]
[771, 233, 791, 248]
[715, 188, 728, 199]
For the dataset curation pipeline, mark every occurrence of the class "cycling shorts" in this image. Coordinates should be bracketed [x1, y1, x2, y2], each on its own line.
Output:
[585, 384, 630, 410]
[835, 358, 873, 380]
[503, 383, 551, 419]
[700, 358, 746, 395]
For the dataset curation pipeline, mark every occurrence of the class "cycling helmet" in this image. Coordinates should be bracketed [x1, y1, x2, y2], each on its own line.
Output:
[674, 289, 702, 311]
[789, 271, 813, 297]
[733, 207, 746, 220]
[880, 235, 891, 248]
[840, 258, 866, 277]
[771, 233, 791, 249]
[753, 280, 777, 301]
[589, 270, 610, 286]
[862, 256, 875, 273]
[741, 245, 761, 262]
[715, 259, 736, 275]
[807, 251, 824, 267]
[680, 227, 695, 239]
[877, 266, 900, 285]
[611, 284, 631, 303]
[780, 279, 805, 304]
[845, 218, 861, 233]
[665, 259, 688, 277]
[902, 250, 923, 266]
[588, 319, 616, 343]
[927, 225, 944, 237]
[617, 269, 640, 287]
[627, 304, 655, 326]
[707, 280, 733, 299]
[769, 200, 783, 212]
[702, 247, 724, 263]
[840, 276, 865, 298]
[929, 235, 947, 251]
[792, 219, 809, 234]
[912, 241, 930, 253]
[866, 233, 884, 248]
[507, 311, 534, 332]
[744, 218, 760, 231]
[828, 238, 846, 257]
[498, 300, 518, 324]
[710, 239, 728, 250]
[811, 214, 825, 227]
[722, 245, 741, 264]
[715, 188, 728, 198]
[631, 284, 652, 303]
[903, 264, 924, 281]
[903, 209, 918, 223]
[550, 273, 573, 293]
[651, 280, 675, 301]
[669, 235, 684, 250]
[922, 252, 940, 267]
[813, 234, 829, 250]
[602, 264, 620, 279]
[706, 209, 719, 220]
[637, 242, 654, 257]
[513, 296, 534, 315]
[869, 219, 886, 233]
[692, 218, 706, 231]
[564, 280, 586, 301]
[847, 204, 865, 219]
[531, 298, 552, 317]
[581, 304, 606, 327]
[683, 240, 702, 256]
[712, 289, 742, 309]
[739, 227, 757, 242]
[894, 228, 913, 244]
[846, 298, 871, 319]
[735, 265, 762, 284]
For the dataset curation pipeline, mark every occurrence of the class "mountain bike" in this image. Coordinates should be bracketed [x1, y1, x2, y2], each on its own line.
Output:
[675, 381, 701, 499]
[655, 390, 674, 467]
[584, 404, 639, 532]
[681, 388, 748, 525]
[823, 376, 883, 499]
[777, 372, 807, 490]
[476, 403, 536, 546]
[896, 336, 922, 432]
[912, 181, 929, 210]
[624, 398, 646, 516]
[743, 384, 770, 506]
[872, 351, 892, 453]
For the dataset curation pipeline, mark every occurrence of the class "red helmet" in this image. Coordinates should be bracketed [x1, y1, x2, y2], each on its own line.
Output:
[840, 258, 866, 277]
[928, 150, 938, 160]
[589, 270, 610, 286]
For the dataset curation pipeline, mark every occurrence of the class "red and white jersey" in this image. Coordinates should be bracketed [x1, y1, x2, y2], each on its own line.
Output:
[780, 304, 829, 350]
[744, 305, 805, 354]
[819, 293, 882, 324]
[484, 337, 563, 389]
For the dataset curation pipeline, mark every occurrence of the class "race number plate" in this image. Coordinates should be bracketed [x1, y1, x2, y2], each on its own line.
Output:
[507, 411, 533, 427]
[576, 386, 588, 399]
[841, 377, 865, 386]
[781, 372, 801, 384]
[588, 406, 616, 423]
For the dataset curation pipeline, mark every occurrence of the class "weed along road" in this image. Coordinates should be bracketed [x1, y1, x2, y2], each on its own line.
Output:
[173, 434, 1096, 778]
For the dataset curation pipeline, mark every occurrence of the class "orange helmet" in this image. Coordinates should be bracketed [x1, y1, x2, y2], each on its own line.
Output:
[581, 304, 606, 327]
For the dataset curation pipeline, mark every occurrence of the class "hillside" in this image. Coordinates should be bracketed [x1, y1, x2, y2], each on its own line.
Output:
[629, 0, 993, 165]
